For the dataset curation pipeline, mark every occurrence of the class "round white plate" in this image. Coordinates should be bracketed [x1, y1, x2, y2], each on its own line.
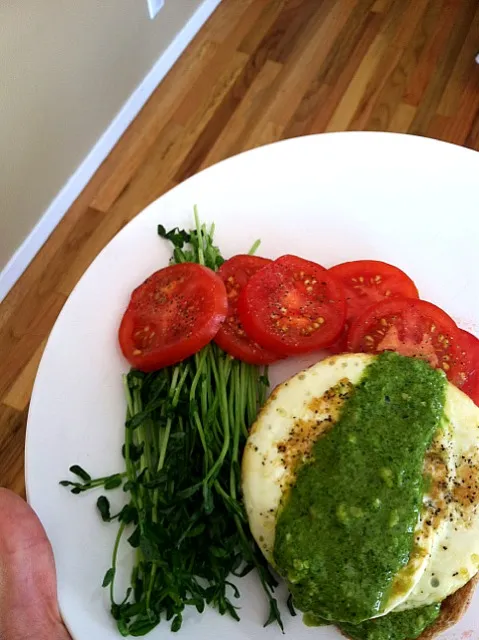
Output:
[26, 132, 479, 640]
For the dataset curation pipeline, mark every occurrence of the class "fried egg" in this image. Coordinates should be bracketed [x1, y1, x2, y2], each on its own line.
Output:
[242, 353, 479, 617]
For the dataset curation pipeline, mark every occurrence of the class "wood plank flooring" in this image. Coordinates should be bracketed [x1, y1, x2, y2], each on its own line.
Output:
[1, 0, 478, 497]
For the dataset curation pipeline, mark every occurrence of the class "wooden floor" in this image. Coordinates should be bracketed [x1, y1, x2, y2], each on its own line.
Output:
[1, 0, 478, 497]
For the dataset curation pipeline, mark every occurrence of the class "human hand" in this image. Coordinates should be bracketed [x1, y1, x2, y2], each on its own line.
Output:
[0, 488, 72, 640]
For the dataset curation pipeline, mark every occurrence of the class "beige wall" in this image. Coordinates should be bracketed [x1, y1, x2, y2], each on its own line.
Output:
[0, 0, 207, 272]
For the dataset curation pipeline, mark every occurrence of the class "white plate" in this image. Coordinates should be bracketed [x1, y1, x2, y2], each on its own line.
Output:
[26, 132, 479, 640]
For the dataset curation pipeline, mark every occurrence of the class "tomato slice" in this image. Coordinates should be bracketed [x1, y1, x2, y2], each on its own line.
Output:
[347, 297, 469, 384]
[328, 260, 419, 354]
[214, 255, 281, 365]
[458, 330, 479, 405]
[119, 263, 227, 371]
[238, 255, 346, 355]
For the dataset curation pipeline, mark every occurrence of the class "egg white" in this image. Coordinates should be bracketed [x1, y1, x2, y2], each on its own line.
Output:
[398, 383, 479, 609]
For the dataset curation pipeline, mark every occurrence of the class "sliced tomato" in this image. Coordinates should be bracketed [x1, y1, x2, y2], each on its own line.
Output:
[214, 255, 281, 365]
[119, 263, 227, 372]
[328, 260, 419, 354]
[347, 297, 469, 385]
[330, 260, 419, 320]
[458, 330, 479, 405]
[238, 255, 346, 355]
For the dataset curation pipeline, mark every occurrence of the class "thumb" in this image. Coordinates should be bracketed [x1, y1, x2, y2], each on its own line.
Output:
[0, 488, 71, 640]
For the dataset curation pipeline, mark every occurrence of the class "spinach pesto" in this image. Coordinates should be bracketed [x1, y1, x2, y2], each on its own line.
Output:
[303, 603, 441, 640]
[273, 352, 447, 627]
[338, 603, 441, 640]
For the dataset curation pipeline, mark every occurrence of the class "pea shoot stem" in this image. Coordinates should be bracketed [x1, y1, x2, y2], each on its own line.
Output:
[248, 239, 261, 255]
[110, 521, 126, 605]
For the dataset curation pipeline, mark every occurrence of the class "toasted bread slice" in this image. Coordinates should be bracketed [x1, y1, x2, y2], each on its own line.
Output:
[339, 574, 478, 640]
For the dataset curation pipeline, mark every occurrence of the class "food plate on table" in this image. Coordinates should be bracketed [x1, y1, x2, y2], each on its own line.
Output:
[26, 132, 479, 640]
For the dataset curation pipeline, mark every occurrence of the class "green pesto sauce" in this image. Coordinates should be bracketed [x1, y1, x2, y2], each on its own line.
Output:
[338, 603, 441, 640]
[273, 352, 446, 624]
[303, 604, 441, 639]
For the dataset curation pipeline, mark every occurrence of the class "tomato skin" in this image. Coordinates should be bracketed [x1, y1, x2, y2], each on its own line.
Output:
[458, 330, 479, 405]
[238, 255, 346, 355]
[347, 297, 468, 382]
[214, 255, 281, 365]
[326, 330, 349, 355]
[328, 260, 419, 355]
[119, 263, 228, 372]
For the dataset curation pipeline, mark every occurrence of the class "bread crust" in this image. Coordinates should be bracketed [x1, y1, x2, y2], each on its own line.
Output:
[418, 574, 478, 640]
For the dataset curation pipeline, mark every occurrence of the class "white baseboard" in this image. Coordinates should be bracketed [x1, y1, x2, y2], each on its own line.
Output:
[0, 0, 222, 303]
